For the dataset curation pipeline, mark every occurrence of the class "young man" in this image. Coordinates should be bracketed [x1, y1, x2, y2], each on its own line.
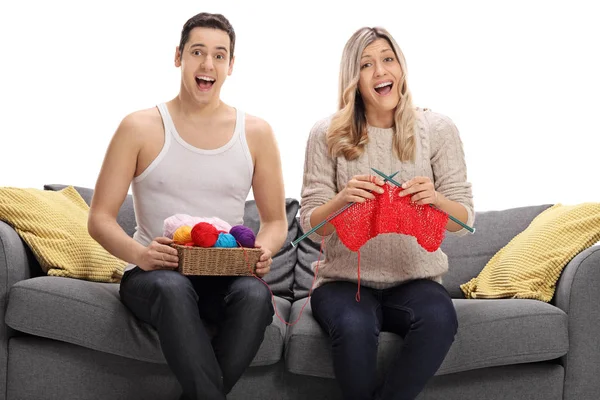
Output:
[88, 12, 287, 400]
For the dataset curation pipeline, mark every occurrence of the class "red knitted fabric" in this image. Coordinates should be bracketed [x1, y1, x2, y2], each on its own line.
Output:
[330, 184, 449, 252]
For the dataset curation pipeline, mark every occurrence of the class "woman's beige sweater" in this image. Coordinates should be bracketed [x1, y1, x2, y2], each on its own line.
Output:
[300, 109, 475, 290]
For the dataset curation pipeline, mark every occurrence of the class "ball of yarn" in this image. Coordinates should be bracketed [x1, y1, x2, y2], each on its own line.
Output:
[191, 222, 219, 247]
[209, 217, 232, 233]
[229, 225, 256, 248]
[214, 232, 238, 248]
[163, 214, 195, 239]
[173, 225, 193, 245]
[164, 214, 232, 237]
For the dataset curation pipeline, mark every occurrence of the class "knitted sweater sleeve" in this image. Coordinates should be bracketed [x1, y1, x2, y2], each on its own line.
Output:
[428, 112, 475, 236]
[299, 117, 338, 243]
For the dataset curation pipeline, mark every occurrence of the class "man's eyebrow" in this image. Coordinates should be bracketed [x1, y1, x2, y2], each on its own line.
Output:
[189, 43, 229, 53]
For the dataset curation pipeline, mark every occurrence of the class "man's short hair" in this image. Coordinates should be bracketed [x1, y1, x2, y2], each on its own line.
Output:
[179, 12, 236, 60]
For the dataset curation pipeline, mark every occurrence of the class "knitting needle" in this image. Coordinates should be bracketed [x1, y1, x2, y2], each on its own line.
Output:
[291, 171, 400, 247]
[371, 168, 476, 234]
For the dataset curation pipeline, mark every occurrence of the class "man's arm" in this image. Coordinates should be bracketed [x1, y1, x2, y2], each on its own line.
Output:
[246, 116, 287, 277]
[88, 112, 179, 270]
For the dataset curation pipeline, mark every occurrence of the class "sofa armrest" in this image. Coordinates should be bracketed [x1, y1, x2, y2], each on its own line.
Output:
[0, 220, 42, 400]
[0, 221, 39, 287]
[1, 220, 41, 331]
[553, 245, 600, 400]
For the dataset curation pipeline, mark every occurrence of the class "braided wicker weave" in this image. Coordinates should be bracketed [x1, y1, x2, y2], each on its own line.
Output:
[172, 244, 261, 276]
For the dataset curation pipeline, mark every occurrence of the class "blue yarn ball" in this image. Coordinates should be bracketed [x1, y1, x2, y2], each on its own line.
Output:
[229, 225, 256, 248]
[214, 232, 238, 248]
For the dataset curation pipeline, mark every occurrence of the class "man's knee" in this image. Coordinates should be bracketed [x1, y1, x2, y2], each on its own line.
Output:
[227, 277, 273, 317]
[149, 271, 196, 302]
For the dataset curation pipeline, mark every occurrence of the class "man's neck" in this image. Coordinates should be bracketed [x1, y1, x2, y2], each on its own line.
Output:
[171, 94, 228, 121]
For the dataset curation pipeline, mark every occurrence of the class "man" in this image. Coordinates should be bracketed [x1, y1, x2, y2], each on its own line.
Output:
[88, 12, 287, 400]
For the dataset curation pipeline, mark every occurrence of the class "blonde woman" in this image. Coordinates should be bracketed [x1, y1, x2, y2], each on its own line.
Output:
[300, 27, 474, 400]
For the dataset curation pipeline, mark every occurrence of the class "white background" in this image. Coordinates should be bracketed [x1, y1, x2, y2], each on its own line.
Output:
[1, 0, 598, 211]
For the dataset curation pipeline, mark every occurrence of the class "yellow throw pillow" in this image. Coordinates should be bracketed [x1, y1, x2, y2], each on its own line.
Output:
[0, 186, 125, 282]
[461, 203, 600, 302]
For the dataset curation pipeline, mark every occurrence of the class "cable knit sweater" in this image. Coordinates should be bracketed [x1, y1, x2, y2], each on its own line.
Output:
[300, 109, 475, 290]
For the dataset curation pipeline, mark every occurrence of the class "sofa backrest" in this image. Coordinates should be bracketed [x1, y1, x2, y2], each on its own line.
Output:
[44, 184, 299, 301]
[440, 204, 552, 297]
[42, 184, 554, 301]
[44, 184, 137, 238]
[291, 204, 554, 299]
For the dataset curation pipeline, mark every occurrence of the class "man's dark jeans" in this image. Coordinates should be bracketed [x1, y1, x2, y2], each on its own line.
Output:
[311, 279, 458, 400]
[119, 267, 274, 400]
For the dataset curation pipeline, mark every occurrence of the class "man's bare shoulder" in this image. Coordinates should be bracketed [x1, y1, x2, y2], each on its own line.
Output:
[245, 113, 274, 140]
[118, 107, 163, 135]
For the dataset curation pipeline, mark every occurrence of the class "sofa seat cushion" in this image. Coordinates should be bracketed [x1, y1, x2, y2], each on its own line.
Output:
[285, 298, 568, 378]
[5, 276, 290, 367]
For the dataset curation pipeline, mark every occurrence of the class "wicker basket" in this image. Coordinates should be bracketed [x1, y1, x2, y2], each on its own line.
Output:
[172, 244, 262, 276]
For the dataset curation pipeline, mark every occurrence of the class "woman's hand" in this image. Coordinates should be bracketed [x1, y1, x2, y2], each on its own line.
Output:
[337, 174, 385, 204]
[136, 237, 180, 271]
[399, 176, 441, 206]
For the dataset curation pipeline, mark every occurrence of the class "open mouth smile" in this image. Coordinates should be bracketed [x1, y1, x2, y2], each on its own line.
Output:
[374, 81, 393, 96]
[195, 75, 215, 92]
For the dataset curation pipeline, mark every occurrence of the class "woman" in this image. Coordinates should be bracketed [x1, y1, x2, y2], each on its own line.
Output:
[300, 26, 474, 400]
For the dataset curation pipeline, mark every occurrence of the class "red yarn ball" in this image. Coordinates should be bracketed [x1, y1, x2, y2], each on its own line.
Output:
[191, 222, 219, 247]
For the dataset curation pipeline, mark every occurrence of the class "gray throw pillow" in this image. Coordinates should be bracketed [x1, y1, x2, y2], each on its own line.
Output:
[243, 199, 300, 301]
[292, 217, 324, 300]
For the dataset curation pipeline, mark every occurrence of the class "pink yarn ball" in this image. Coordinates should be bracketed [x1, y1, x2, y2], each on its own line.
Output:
[163, 214, 196, 238]
[208, 217, 232, 233]
[164, 214, 233, 238]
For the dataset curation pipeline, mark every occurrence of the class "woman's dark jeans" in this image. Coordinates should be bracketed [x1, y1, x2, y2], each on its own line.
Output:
[311, 279, 458, 400]
[119, 267, 274, 400]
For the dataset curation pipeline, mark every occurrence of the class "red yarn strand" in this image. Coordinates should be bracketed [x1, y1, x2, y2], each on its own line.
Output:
[355, 250, 361, 302]
[241, 238, 325, 327]
[237, 184, 448, 325]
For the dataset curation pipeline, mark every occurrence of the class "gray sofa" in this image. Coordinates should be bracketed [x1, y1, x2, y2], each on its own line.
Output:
[1, 184, 599, 400]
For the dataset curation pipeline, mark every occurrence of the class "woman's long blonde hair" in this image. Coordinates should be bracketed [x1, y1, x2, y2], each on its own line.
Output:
[327, 27, 417, 162]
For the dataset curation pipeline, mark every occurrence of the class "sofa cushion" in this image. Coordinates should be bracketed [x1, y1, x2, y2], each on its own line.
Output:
[0, 186, 125, 282]
[44, 184, 137, 238]
[461, 203, 600, 302]
[440, 204, 553, 298]
[5, 276, 291, 367]
[244, 199, 299, 301]
[285, 298, 568, 378]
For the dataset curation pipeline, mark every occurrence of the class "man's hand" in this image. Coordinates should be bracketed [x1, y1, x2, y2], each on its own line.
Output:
[254, 244, 273, 278]
[136, 237, 180, 271]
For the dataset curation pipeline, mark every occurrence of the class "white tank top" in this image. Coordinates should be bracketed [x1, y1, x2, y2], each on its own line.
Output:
[130, 103, 253, 250]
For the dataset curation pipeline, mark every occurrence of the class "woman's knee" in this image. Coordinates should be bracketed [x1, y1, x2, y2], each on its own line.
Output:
[416, 284, 458, 337]
[334, 312, 380, 341]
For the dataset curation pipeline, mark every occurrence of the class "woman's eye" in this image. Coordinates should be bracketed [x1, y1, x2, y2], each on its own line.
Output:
[361, 63, 372, 69]
[384, 57, 394, 62]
